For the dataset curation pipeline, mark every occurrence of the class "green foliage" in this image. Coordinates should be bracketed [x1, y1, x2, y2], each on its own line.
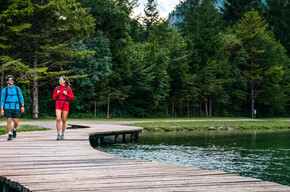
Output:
[67, 32, 112, 113]
[0, 0, 289, 118]
[264, 0, 290, 54]
[130, 17, 146, 43]
[217, 33, 248, 114]
[179, 0, 223, 72]
[19, 86, 33, 118]
[143, 0, 159, 33]
[6, 0, 96, 82]
[221, 0, 266, 26]
[81, 0, 134, 118]
[127, 40, 169, 115]
[236, 9, 289, 116]
[71, 32, 112, 86]
[178, 0, 224, 117]
[0, 0, 33, 80]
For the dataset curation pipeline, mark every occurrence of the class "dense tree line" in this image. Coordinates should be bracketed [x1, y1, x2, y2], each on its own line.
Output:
[0, 0, 289, 118]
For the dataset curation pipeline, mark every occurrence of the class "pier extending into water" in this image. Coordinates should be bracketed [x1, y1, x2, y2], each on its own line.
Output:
[0, 123, 289, 191]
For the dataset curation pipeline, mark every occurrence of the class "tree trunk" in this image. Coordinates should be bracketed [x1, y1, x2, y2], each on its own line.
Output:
[209, 96, 212, 117]
[187, 99, 190, 118]
[251, 84, 254, 118]
[94, 101, 97, 119]
[205, 100, 208, 117]
[107, 93, 110, 119]
[171, 100, 175, 117]
[32, 79, 39, 119]
[251, 60, 254, 118]
[199, 105, 202, 117]
[32, 57, 39, 119]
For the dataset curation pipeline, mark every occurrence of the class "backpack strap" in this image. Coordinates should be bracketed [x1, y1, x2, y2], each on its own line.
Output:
[58, 85, 67, 91]
[15, 86, 20, 102]
[5, 86, 8, 102]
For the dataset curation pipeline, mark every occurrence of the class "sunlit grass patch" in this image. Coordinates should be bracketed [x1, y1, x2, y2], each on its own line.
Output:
[0, 124, 49, 135]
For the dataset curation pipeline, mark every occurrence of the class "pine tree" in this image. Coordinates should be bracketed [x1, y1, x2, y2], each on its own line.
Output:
[69, 31, 112, 114]
[179, 0, 223, 116]
[236, 9, 288, 117]
[143, 0, 159, 34]
[82, 0, 133, 118]
[148, 22, 188, 117]
[2, 0, 95, 118]
[221, 0, 265, 26]
[265, 0, 290, 54]
[0, 0, 32, 91]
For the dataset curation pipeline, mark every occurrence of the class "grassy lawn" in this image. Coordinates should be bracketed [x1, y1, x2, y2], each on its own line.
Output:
[130, 120, 290, 132]
[0, 125, 50, 136]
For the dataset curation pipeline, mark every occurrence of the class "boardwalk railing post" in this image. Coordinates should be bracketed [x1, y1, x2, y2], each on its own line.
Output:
[115, 135, 119, 143]
[131, 133, 135, 142]
[136, 133, 139, 140]
[97, 136, 101, 145]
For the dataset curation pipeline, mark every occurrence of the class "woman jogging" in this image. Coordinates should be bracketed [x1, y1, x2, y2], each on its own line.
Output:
[53, 76, 74, 140]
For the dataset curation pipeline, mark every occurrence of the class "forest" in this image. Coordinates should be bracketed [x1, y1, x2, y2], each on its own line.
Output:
[0, 0, 289, 118]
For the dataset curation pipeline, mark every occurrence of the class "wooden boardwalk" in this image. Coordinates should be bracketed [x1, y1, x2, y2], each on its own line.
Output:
[0, 123, 289, 192]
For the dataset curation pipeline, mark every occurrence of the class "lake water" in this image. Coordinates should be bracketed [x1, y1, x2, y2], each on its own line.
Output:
[96, 129, 290, 186]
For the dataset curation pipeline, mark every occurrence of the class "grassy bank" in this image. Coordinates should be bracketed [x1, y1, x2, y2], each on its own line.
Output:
[0, 125, 50, 136]
[1, 117, 248, 121]
[130, 121, 290, 132]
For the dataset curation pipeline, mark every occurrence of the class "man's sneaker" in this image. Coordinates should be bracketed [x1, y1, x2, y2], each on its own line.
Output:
[7, 134, 12, 141]
[13, 129, 17, 138]
[61, 135, 64, 140]
[56, 135, 61, 140]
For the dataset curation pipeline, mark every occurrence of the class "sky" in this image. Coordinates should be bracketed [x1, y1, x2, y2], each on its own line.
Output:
[132, 0, 180, 19]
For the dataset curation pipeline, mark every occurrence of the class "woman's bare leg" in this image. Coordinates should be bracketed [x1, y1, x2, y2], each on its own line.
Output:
[61, 111, 68, 133]
[56, 110, 62, 132]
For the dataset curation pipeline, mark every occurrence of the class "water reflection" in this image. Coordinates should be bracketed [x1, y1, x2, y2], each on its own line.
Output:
[98, 129, 290, 186]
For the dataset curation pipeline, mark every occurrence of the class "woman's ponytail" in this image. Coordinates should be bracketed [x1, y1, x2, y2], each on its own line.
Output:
[64, 77, 71, 87]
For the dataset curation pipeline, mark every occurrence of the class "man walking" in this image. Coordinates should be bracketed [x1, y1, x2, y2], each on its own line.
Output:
[1, 75, 25, 141]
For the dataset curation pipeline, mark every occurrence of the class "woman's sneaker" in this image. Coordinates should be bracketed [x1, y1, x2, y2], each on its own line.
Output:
[7, 134, 12, 141]
[56, 135, 61, 140]
[61, 135, 64, 140]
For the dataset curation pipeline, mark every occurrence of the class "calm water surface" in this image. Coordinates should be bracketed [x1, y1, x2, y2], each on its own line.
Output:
[97, 129, 290, 186]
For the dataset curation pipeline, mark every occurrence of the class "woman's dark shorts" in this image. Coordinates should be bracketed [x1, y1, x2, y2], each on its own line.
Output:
[4, 109, 20, 118]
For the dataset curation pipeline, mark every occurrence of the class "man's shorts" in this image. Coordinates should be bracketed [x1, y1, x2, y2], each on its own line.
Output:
[4, 109, 20, 118]
[55, 101, 70, 111]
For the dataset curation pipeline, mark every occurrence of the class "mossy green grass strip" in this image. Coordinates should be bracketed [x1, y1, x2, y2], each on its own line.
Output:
[0, 125, 50, 136]
[130, 121, 290, 132]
